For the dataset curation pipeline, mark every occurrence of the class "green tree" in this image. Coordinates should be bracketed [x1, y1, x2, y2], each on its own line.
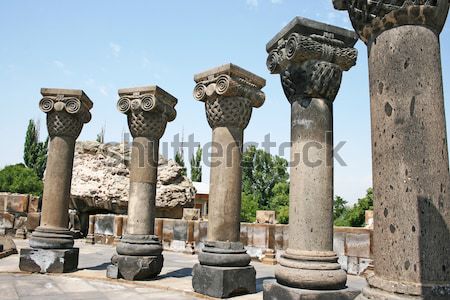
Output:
[190, 147, 202, 182]
[269, 182, 290, 224]
[242, 146, 289, 208]
[0, 164, 43, 196]
[240, 193, 258, 223]
[333, 196, 348, 220]
[335, 188, 373, 227]
[175, 151, 187, 176]
[24, 120, 48, 179]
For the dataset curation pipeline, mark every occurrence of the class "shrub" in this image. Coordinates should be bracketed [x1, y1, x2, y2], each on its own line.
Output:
[0, 164, 43, 196]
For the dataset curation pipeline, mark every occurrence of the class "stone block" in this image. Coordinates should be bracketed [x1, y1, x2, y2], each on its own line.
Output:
[14, 216, 27, 230]
[345, 233, 370, 258]
[94, 214, 115, 235]
[106, 264, 119, 279]
[19, 248, 79, 273]
[28, 196, 40, 213]
[6, 194, 29, 213]
[162, 219, 174, 242]
[263, 280, 360, 300]
[182, 208, 200, 220]
[111, 254, 163, 280]
[274, 225, 285, 249]
[173, 220, 188, 241]
[94, 234, 115, 245]
[347, 256, 359, 275]
[192, 264, 256, 298]
[0, 236, 17, 253]
[26, 212, 41, 231]
[256, 210, 276, 224]
[0, 193, 6, 212]
[198, 221, 208, 241]
[240, 223, 249, 245]
[0, 212, 15, 229]
[154, 218, 163, 239]
[252, 224, 268, 248]
[333, 232, 346, 257]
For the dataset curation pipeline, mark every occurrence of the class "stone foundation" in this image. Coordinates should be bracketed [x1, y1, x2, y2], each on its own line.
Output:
[263, 280, 360, 300]
[192, 264, 256, 298]
[107, 254, 164, 281]
[19, 248, 79, 273]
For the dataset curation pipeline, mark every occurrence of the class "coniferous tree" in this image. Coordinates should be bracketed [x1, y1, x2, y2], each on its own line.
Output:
[175, 151, 187, 176]
[190, 147, 202, 182]
[23, 120, 48, 179]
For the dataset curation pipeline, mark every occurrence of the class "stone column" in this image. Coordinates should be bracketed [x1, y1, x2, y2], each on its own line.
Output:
[86, 215, 95, 244]
[333, 1, 449, 299]
[19, 88, 93, 273]
[192, 63, 265, 298]
[263, 18, 358, 299]
[107, 86, 177, 281]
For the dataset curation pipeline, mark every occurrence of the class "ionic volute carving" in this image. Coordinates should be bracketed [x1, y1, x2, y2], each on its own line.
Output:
[333, 0, 449, 44]
[267, 31, 357, 102]
[39, 91, 93, 138]
[193, 66, 265, 130]
[117, 87, 177, 139]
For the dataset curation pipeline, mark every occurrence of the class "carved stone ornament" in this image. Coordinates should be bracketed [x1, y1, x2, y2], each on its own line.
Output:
[193, 63, 266, 129]
[266, 18, 358, 103]
[39, 88, 93, 138]
[117, 86, 177, 139]
[333, 0, 449, 44]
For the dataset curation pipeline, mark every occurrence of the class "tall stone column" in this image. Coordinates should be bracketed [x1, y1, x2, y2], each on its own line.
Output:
[263, 18, 358, 299]
[333, 1, 450, 299]
[19, 88, 93, 273]
[107, 86, 177, 281]
[192, 64, 265, 298]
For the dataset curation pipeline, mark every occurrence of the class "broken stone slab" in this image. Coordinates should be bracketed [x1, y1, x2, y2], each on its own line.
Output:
[108, 254, 164, 281]
[19, 248, 79, 273]
[263, 280, 360, 300]
[192, 264, 256, 298]
[256, 210, 276, 224]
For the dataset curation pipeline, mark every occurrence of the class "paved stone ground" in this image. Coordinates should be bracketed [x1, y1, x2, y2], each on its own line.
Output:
[0, 239, 367, 299]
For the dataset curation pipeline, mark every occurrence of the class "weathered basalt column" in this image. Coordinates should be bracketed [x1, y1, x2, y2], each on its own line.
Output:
[263, 18, 358, 299]
[19, 88, 93, 273]
[107, 86, 177, 281]
[333, 1, 450, 299]
[192, 64, 265, 298]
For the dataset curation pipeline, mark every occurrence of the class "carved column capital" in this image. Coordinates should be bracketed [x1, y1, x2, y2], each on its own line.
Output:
[193, 64, 266, 129]
[267, 18, 358, 103]
[117, 86, 177, 139]
[333, 0, 449, 44]
[39, 88, 93, 138]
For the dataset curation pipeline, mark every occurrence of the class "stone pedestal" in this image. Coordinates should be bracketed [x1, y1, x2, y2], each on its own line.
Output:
[264, 17, 358, 298]
[192, 64, 265, 298]
[193, 264, 256, 299]
[263, 280, 360, 300]
[334, 2, 450, 299]
[19, 88, 92, 274]
[108, 86, 177, 281]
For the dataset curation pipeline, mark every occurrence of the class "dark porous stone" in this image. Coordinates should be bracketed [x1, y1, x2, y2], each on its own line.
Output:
[112, 254, 163, 281]
[19, 248, 79, 273]
[263, 280, 360, 300]
[192, 263, 256, 298]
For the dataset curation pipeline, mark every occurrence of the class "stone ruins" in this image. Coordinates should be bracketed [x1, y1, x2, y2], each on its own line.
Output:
[2, 2, 447, 300]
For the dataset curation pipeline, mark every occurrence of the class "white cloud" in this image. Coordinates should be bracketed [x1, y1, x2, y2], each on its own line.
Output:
[109, 42, 121, 57]
[53, 60, 72, 75]
[246, 0, 258, 7]
[99, 86, 108, 96]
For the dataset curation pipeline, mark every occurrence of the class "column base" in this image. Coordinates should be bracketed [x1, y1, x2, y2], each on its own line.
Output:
[107, 254, 163, 281]
[276, 250, 347, 290]
[192, 264, 256, 298]
[19, 248, 79, 273]
[263, 280, 360, 300]
[29, 226, 74, 249]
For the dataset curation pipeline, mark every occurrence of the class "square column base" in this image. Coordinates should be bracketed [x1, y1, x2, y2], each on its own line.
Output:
[107, 254, 163, 281]
[263, 280, 360, 300]
[19, 248, 79, 273]
[192, 264, 256, 298]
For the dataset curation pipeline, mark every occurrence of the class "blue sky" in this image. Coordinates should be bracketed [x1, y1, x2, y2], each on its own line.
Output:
[0, 0, 449, 204]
